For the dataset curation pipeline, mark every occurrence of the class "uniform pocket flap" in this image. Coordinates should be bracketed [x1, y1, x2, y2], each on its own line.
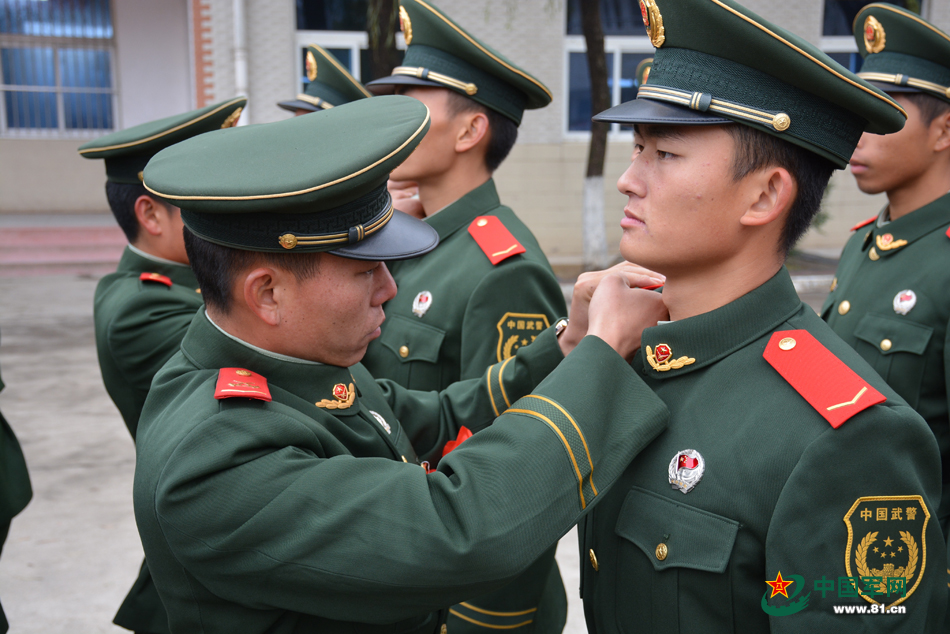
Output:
[379, 314, 445, 364]
[854, 313, 933, 356]
[615, 486, 739, 573]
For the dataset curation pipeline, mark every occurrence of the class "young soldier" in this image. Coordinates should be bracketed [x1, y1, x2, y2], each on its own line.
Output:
[277, 44, 371, 116]
[822, 4, 950, 550]
[78, 97, 245, 634]
[364, 2, 568, 628]
[583, 0, 945, 630]
[133, 95, 671, 634]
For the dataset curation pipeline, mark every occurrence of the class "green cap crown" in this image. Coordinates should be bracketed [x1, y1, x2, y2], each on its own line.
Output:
[278, 44, 372, 114]
[366, 0, 552, 125]
[854, 3, 950, 104]
[594, 0, 906, 168]
[143, 96, 437, 260]
[78, 97, 246, 184]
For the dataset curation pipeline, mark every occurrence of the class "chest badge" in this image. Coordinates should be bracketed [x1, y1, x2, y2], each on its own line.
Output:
[412, 291, 433, 317]
[893, 290, 916, 315]
[668, 449, 705, 494]
[369, 410, 391, 434]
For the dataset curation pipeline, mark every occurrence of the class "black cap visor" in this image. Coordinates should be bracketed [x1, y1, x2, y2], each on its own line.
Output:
[277, 99, 320, 113]
[593, 97, 730, 126]
[331, 209, 439, 261]
[365, 75, 446, 96]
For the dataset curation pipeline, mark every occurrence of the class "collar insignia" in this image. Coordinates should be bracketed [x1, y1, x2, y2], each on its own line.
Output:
[876, 233, 907, 251]
[646, 343, 695, 372]
[669, 449, 704, 494]
[316, 382, 356, 409]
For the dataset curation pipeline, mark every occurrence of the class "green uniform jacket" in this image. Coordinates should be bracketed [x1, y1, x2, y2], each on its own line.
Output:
[362, 179, 568, 632]
[0, 330, 32, 634]
[94, 246, 203, 634]
[134, 311, 669, 634]
[822, 195, 950, 534]
[580, 269, 946, 633]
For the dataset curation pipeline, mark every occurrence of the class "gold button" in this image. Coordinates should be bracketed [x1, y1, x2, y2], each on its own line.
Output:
[838, 301, 851, 316]
[588, 548, 599, 571]
[655, 543, 668, 561]
[881, 339, 892, 351]
[440, 625, 447, 634]
[399, 345, 409, 358]
[778, 337, 796, 351]
[476, 219, 488, 227]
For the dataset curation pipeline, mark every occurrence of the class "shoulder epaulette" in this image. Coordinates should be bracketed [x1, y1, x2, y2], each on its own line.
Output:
[763, 330, 884, 428]
[140, 272, 173, 287]
[215, 368, 272, 402]
[945, 225, 950, 239]
[467, 216, 526, 265]
[851, 215, 877, 232]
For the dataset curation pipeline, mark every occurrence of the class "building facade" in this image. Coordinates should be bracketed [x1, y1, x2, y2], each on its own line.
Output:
[0, 0, 939, 266]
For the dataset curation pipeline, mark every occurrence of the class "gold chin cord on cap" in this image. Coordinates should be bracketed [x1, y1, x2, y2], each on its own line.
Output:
[637, 85, 792, 132]
[277, 204, 393, 250]
[858, 72, 950, 100]
[392, 66, 477, 96]
[295, 94, 334, 109]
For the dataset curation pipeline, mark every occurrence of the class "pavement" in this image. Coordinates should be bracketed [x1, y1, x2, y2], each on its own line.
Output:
[0, 214, 834, 632]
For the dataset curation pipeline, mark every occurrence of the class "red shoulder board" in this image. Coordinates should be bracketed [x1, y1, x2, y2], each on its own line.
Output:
[851, 215, 876, 232]
[945, 225, 950, 239]
[214, 368, 272, 402]
[140, 272, 172, 287]
[468, 216, 525, 265]
[763, 330, 884, 428]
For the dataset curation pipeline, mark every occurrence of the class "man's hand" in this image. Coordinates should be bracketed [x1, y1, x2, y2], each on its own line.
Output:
[585, 274, 669, 361]
[388, 179, 425, 219]
[558, 262, 664, 356]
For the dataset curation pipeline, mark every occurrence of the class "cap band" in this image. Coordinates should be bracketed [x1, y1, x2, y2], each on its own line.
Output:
[296, 94, 334, 109]
[638, 85, 792, 131]
[393, 66, 477, 96]
[859, 51, 950, 103]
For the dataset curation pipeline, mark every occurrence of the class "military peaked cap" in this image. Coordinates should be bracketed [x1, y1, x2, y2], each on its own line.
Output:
[278, 44, 372, 114]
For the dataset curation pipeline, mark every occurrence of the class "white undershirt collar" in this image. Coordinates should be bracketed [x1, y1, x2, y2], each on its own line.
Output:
[128, 244, 189, 267]
[204, 310, 323, 366]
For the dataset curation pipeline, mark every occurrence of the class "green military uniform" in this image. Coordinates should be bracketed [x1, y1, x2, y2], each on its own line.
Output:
[80, 97, 246, 634]
[0, 330, 32, 634]
[821, 0, 950, 553]
[278, 44, 371, 114]
[133, 95, 670, 634]
[586, 0, 945, 630]
[365, 2, 567, 628]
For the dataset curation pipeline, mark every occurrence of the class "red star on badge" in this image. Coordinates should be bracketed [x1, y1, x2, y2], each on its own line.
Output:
[765, 571, 794, 598]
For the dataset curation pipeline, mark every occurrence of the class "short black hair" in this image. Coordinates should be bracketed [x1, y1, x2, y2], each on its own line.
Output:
[723, 125, 836, 254]
[104, 181, 148, 242]
[183, 227, 322, 314]
[445, 91, 518, 172]
[901, 92, 950, 127]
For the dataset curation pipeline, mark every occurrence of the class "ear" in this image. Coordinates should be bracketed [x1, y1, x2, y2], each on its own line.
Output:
[241, 267, 282, 327]
[133, 195, 166, 237]
[931, 110, 950, 153]
[455, 110, 490, 154]
[739, 167, 795, 229]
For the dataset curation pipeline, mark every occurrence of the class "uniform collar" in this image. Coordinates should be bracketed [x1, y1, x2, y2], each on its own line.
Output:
[869, 192, 950, 259]
[181, 311, 362, 416]
[639, 267, 802, 379]
[424, 178, 500, 240]
[118, 245, 199, 288]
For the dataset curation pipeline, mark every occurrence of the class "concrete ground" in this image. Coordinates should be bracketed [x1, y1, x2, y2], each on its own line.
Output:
[0, 219, 833, 632]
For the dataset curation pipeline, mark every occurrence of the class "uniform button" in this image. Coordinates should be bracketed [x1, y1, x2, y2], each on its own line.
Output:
[440, 624, 448, 634]
[399, 345, 409, 358]
[588, 548, 599, 571]
[655, 543, 668, 561]
[838, 300, 851, 315]
[880, 339, 892, 352]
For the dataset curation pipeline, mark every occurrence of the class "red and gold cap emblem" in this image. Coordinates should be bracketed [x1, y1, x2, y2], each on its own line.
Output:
[399, 6, 413, 45]
[305, 50, 318, 82]
[639, 0, 665, 48]
[863, 15, 886, 54]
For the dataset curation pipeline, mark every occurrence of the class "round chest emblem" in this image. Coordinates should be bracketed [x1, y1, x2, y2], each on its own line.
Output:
[669, 449, 705, 494]
[893, 289, 917, 315]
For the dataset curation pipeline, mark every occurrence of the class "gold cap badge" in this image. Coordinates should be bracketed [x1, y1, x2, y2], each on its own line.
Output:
[221, 107, 242, 129]
[306, 50, 318, 82]
[639, 0, 665, 48]
[864, 15, 886, 54]
[399, 6, 413, 45]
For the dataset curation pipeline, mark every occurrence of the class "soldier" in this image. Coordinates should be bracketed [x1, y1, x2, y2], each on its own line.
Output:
[821, 4, 950, 552]
[364, 2, 569, 628]
[277, 44, 371, 116]
[133, 94, 671, 634]
[0, 331, 31, 634]
[582, 0, 945, 631]
[78, 96, 246, 634]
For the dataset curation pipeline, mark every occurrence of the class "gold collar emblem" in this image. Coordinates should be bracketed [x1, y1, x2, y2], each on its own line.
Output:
[316, 382, 356, 409]
[646, 343, 695, 372]
[864, 15, 886, 54]
[875, 233, 907, 251]
[639, 0, 665, 48]
[399, 6, 413, 45]
[306, 50, 318, 82]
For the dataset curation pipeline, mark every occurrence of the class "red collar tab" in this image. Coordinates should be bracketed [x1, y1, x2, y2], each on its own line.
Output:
[468, 216, 526, 265]
[140, 272, 173, 287]
[427, 426, 473, 473]
[215, 368, 272, 402]
[945, 225, 950, 239]
[851, 215, 877, 232]
[763, 330, 885, 428]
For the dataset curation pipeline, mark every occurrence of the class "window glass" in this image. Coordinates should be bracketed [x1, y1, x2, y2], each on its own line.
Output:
[568, 51, 614, 132]
[620, 52, 652, 105]
[297, 0, 368, 31]
[566, 0, 646, 36]
[0, 0, 113, 37]
[826, 52, 863, 73]
[823, 0, 920, 36]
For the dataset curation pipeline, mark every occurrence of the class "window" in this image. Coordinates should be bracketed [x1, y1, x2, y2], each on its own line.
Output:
[0, 0, 115, 137]
[823, 0, 921, 36]
[566, 0, 646, 36]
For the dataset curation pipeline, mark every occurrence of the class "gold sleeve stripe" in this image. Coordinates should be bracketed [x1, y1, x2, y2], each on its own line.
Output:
[486, 363, 500, 417]
[521, 394, 597, 496]
[506, 407, 587, 509]
[458, 602, 538, 617]
[496, 356, 515, 409]
[448, 609, 534, 630]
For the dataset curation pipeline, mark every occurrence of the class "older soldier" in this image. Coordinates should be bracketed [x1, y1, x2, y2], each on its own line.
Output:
[364, 2, 568, 629]
[78, 97, 245, 634]
[581, 0, 945, 631]
[133, 95, 671, 634]
[277, 44, 371, 116]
